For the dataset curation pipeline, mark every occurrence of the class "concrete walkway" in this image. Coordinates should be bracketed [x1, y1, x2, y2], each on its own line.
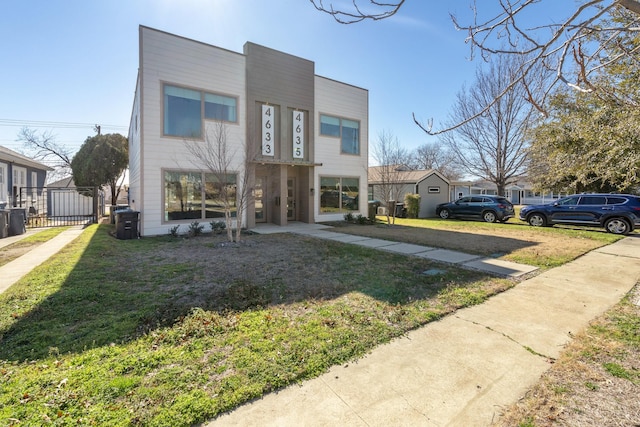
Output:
[0, 226, 85, 294]
[209, 233, 640, 426]
[252, 223, 539, 278]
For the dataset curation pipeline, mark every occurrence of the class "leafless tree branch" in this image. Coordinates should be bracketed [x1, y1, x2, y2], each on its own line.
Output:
[309, 0, 405, 23]
[310, 0, 640, 133]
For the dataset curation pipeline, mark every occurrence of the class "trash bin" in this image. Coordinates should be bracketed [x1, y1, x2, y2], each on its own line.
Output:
[0, 210, 9, 238]
[111, 205, 130, 224]
[394, 203, 406, 218]
[116, 210, 140, 240]
[8, 208, 26, 236]
[368, 200, 381, 220]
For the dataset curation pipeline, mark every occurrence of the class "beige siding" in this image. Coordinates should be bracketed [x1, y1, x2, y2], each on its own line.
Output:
[314, 76, 368, 222]
[131, 27, 370, 234]
[138, 27, 246, 236]
[417, 175, 449, 217]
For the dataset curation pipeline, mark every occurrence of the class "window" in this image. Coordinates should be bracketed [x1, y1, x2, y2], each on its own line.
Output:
[164, 170, 237, 221]
[557, 196, 579, 206]
[320, 177, 359, 213]
[0, 163, 6, 203]
[341, 119, 359, 155]
[428, 186, 440, 193]
[31, 171, 38, 200]
[607, 197, 627, 205]
[320, 115, 340, 137]
[164, 84, 237, 138]
[205, 93, 237, 122]
[164, 86, 202, 137]
[319, 114, 360, 155]
[204, 173, 237, 218]
[579, 196, 606, 205]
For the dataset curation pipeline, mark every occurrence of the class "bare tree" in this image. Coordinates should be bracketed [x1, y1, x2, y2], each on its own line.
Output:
[18, 127, 73, 181]
[311, 1, 640, 133]
[409, 142, 462, 180]
[370, 130, 409, 224]
[185, 121, 253, 242]
[438, 55, 534, 195]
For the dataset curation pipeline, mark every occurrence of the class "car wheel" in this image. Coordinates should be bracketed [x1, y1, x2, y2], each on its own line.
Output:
[527, 213, 546, 227]
[439, 209, 451, 219]
[482, 211, 497, 223]
[604, 217, 630, 235]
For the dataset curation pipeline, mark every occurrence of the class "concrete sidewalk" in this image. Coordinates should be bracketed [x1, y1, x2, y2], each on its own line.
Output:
[0, 226, 85, 294]
[208, 235, 640, 426]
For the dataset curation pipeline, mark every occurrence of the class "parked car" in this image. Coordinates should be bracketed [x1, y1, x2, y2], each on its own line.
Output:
[519, 194, 640, 235]
[436, 195, 515, 223]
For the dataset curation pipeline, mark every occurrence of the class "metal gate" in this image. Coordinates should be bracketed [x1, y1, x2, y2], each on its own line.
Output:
[16, 186, 102, 228]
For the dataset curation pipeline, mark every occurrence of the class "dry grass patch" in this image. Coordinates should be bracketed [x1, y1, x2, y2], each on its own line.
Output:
[332, 217, 623, 268]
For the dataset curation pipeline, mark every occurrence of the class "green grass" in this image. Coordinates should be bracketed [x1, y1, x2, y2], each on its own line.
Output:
[0, 220, 626, 426]
[348, 216, 624, 269]
[0, 224, 517, 426]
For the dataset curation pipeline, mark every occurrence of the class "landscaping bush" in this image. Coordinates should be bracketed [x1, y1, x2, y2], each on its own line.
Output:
[404, 194, 421, 218]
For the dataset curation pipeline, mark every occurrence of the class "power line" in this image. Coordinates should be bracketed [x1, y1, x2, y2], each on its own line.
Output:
[0, 118, 128, 131]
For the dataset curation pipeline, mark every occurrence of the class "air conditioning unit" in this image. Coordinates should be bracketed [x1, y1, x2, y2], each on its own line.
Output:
[377, 206, 388, 216]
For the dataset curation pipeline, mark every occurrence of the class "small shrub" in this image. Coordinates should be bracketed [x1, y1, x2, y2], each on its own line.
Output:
[169, 225, 180, 237]
[404, 194, 421, 219]
[344, 212, 355, 222]
[210, 220, 226, 234]
[188, 221, 204, 237]
[356, 214, 367, 225]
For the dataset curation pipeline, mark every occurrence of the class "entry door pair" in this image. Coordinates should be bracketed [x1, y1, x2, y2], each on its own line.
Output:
[255, 177, 296, 222]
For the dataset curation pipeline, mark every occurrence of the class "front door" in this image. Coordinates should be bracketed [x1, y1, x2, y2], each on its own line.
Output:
[287, 178, 296, 220]
[255, 176, 266, 223]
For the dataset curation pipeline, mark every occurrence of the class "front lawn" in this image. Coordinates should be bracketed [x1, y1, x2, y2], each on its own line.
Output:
[0, 220, 623, 426]
[334, 216, 623, 268]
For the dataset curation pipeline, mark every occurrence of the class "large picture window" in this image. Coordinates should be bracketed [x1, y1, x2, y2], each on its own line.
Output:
[319, 114, 360, 155]
[164, 170, 237, 221]
[164, 84, 238, 138]
[320, 176, 359, 213]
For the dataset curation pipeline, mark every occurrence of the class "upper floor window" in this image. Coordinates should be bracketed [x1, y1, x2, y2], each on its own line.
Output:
[320, 114, 360, 155]
[205, 93, 237, 122]
[164, 84, 237, 138]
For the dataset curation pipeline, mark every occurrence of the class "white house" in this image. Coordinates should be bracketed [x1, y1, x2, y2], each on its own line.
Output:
[128, 26, 368, 236]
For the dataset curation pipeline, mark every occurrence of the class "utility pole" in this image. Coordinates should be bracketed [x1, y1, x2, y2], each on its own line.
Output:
[94, 124, 101, 135]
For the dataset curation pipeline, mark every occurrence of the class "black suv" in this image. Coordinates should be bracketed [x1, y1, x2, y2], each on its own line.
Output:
[436, 195, 515, 223]
[519, 194, 640, 235]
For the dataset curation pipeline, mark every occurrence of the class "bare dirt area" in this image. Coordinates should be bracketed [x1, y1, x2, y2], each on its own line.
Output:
[0, 243, 37, 268]
[329, 220, 618, 267]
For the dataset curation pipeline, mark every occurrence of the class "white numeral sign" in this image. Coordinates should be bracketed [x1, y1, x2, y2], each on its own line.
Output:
[292, 111, 304, 159]
[262, 105, 274, 156]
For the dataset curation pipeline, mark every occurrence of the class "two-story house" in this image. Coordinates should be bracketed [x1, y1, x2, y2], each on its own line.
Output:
[128, 26, 368, 236]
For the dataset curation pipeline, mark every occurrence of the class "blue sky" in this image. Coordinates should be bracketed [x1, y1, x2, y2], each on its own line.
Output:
[0, 1, 573, 166]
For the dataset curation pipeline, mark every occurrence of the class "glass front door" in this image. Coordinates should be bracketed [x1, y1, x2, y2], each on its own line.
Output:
[287, 178, 296, 220]
[255, 177, 266, 223]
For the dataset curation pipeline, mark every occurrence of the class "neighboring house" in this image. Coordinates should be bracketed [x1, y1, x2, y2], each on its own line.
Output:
[128, 26, 369, 236]
[368, 165, 450, 217]
[0, 145, 52, 209]
[450, 179, 566, 205]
